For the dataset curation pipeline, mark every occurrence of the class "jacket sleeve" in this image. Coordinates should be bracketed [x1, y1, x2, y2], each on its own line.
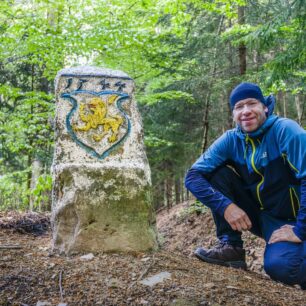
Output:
[293, 178, 306, 241]
[276, 119, 306, 241]
[185, 132, 233, 216]
[185, 169, 233, 216]
[276, 119, 306, 179]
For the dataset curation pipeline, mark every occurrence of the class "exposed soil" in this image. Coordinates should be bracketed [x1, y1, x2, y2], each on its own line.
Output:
[0, 205, 305, 306]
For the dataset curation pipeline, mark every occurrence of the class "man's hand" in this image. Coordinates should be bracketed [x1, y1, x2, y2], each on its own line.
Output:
[224, 203, 252, 232]
[268, 225, 302, 244]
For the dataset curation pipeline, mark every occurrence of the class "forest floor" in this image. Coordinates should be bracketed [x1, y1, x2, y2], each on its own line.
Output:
[0, 202, 305, 306]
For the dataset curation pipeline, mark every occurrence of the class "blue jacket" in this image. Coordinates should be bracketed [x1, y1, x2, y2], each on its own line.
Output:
[185, 114, 306, 240]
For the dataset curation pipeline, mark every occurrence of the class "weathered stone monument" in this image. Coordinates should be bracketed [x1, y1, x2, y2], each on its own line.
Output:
[52, 66, 157, 254]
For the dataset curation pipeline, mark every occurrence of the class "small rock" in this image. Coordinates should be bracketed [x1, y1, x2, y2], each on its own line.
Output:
[226, 285, 239, 289]
[80, 253, 95, 261]
[203, 282, 216, 289]
[36, 302, 52, 306]
[141, 257, 150, 262]
[244, 296, 252, 303]
[139, 271, 171, 287]
[58, 303, 68, 306]
[38, 246, 49, 251]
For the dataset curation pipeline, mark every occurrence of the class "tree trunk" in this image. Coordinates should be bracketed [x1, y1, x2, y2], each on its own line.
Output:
[276, 91, 287, 117]
[282, 92, 287, 118]
[181, 174, 187, 202]
[226, 88, 234, 129]
[186, 188, 190, 201]
[201, 15, 224, 153]
[27, 64, 35, 207]
[226, 19, 235, 129]
[154, 181, 165, 210]
[29, 159, 42, 211]
[276, 91, 282, 116]
[166, 177, 173, 210]
[175, 177, 181, 205]
[163, 179, 167, 209]
[295, 94, 302, 125]
[238, 5, 247, 75]
[301, 94, 306, 126]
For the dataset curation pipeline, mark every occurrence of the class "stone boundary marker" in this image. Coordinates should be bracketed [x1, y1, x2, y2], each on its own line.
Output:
[52, 66, 157, 254]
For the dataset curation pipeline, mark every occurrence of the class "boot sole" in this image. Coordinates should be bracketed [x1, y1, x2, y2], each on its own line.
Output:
[194, 249, 247, 270]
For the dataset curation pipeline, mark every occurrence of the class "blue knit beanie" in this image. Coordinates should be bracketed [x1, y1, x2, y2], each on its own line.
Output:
[229, 82, 265, 109]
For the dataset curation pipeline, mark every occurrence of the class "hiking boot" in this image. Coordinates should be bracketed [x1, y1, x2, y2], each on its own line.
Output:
[194, 242, 247, 270]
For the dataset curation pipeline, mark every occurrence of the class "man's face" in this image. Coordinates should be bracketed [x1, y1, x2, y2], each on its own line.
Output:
[232, 98, 268, 132]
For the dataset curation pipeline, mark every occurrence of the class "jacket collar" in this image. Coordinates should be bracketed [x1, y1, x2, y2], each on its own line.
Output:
[236, 115, 278, 139]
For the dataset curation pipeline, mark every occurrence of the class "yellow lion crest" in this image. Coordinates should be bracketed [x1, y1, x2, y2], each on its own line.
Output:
[73, 95, 123, 143]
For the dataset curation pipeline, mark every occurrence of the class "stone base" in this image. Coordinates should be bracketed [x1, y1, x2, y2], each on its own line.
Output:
[51, 164, 157, 254]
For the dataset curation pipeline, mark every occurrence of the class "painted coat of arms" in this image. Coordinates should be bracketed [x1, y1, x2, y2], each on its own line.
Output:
[61, 78, 131, 160]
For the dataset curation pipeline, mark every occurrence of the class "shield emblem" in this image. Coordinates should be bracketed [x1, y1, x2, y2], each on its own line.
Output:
[61, 90, 131, 159]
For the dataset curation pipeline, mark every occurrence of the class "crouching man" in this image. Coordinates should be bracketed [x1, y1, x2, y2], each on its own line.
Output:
[185, 82, 306, 288]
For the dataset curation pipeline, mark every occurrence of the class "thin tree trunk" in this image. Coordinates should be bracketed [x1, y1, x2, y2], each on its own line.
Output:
[226, 19, 235, 129]
[238, 5, 247, 75]
[164, 179, 167, 209]
[166, 177, 173, 210]
[276, 91, 286, 117]
[154, 181, 165, 210]
[182, 174, 187, 202]
[283, 92, 287, 118]
[160, 181, 166, 209]
[227, 88, 234, 129]
[29, 159, 42, 211]
[276, 91, 283, 116]
[175, 177, 181, 205]
[201, 15, 225, 153]
[295, 94, 302, 125]
[27, 64, 35, 207]
[181, 179, 185, 202]
[301, 94, 306, 126]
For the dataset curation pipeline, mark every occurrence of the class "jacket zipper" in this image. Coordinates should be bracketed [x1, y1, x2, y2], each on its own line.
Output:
[289, 187, 300, 218]
[248, 137, 264, 210]
[282, 153, 299, 173]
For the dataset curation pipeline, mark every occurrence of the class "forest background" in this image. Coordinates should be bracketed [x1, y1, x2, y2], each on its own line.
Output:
[0, 0, 305, 212]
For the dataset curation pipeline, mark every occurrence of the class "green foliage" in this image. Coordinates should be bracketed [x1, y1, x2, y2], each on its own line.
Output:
[0, 171, 29, 210]
[140, 90, 195, 105]
[31, 174, 52, 210]
[0, 86, 54, 172]
[223, 0, 306, 87]
[0, 0, 305, 211]
[178, 201, 208, 221]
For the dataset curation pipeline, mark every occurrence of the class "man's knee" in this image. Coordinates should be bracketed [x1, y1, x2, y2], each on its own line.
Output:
[208, 166, 241, 200]
[264, 243, 302, 285]
[264, 256, 294, 284]
[209, 166, 239, 186]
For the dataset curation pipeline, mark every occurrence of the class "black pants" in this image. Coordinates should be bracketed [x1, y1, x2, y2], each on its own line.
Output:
[209, 166, 262, 245]
[208, 166, 306, 288]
